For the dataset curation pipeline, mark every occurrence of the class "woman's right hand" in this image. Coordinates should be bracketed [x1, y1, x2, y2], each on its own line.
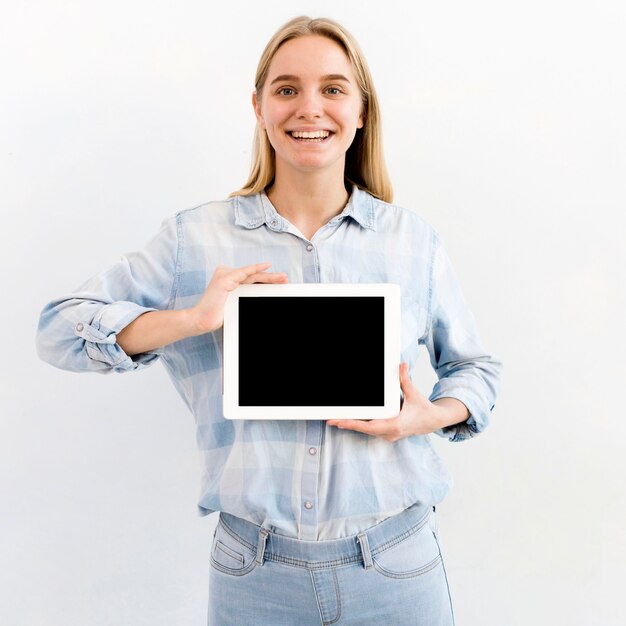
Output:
[189, 263, 288, 335]
[117, 263, 287, 356]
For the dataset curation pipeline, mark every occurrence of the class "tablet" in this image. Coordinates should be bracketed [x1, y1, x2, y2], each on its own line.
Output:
[222, 283, 401, 420]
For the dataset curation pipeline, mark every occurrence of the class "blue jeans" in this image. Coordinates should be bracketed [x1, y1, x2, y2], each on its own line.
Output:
[208, 504, 455, 625]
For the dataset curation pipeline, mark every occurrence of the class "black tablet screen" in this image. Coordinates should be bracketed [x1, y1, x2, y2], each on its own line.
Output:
[238, 296, 385, 406]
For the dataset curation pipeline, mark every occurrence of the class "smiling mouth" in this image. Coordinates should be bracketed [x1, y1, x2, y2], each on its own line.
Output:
[288, 130, 332, 142]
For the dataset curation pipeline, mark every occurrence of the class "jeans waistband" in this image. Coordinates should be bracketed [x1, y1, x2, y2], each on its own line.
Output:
[218, 503, 432, 569]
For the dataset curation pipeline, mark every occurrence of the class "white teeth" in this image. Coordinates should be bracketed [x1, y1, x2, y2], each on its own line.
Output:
[290, 130, 330, 139]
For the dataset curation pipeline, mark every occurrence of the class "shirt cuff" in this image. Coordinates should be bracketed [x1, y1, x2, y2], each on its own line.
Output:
[74, 302, 159, 372]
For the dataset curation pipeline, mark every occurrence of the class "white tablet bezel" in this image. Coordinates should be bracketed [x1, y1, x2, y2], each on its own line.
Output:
[222, 283, 401, 420]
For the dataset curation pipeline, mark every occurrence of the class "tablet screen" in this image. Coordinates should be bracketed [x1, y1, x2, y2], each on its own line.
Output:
[237, 296, 384, 406]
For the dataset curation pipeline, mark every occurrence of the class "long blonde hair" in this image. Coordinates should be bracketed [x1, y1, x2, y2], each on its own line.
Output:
[230, 16, 393, 203]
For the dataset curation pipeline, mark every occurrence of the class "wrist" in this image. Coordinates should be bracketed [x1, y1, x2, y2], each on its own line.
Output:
[182, 307, 209, 337]
[430, 397, 470, 431]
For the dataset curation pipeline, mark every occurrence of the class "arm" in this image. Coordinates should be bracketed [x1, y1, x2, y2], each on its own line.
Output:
[36, 214, 287, 371]
[36, 216, 181, 373]
[328, 232, 502, 442]
[116, 263, 287, 355]
[327, 363, 470, 442]
[423, 233, 502, 441]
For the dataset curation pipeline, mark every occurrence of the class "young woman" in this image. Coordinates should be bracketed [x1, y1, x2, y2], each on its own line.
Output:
[37, 15, 501, 625]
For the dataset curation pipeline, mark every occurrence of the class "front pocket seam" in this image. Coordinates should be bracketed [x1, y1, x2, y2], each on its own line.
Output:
[210, 554, 258, 577]
[214, 539, 244, 567]
[373, 553, 442, 579]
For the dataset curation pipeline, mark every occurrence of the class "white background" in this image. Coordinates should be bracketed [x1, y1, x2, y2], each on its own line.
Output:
[1, 1, 625, 624]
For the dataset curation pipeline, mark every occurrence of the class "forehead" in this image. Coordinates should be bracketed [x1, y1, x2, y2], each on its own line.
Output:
[268, 35, 356, 80]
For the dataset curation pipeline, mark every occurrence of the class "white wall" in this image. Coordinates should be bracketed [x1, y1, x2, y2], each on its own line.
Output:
[2, 1, 625, 624]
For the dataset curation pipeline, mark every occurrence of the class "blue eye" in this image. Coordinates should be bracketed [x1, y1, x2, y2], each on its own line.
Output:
[325, 87, 342, 95]
[278, 87, 295, 96]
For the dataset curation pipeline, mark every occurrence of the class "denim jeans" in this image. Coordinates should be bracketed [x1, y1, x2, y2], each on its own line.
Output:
[208, 504, 455, 625]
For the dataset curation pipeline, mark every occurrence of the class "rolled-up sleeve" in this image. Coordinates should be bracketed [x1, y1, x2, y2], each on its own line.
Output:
[422, 232, 502, 442]
[36, 215, 180, 373]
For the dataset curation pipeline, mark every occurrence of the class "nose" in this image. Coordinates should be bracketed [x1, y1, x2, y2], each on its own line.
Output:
[296, 90, 322, 119]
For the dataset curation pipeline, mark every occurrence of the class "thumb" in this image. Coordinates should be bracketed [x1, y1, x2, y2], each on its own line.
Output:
[399, 362, 418, 402]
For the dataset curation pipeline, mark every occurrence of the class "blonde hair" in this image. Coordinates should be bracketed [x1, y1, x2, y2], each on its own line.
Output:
[230, 15, 393, 203]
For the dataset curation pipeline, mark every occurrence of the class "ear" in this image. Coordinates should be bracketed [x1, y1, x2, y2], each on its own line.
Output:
[357, 107, 365, 130]
[252, 91, 265, 129]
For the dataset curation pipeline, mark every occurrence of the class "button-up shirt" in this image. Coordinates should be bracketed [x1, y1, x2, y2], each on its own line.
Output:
[36, 186, 502, 540]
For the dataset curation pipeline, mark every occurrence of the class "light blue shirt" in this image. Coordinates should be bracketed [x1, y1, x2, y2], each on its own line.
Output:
[36, 186, 502, 540]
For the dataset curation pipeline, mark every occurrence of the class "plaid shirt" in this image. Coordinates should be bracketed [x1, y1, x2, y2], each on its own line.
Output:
[37, 187, 501, 540]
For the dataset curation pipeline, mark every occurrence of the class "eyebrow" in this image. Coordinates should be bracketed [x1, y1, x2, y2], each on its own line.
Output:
[269, 73, 352, 86]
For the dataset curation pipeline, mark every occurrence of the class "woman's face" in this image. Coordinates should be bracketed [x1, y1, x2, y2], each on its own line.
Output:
[253, 35, 364, 180]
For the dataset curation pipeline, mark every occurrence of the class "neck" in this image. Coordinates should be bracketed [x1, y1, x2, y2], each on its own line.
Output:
[267, 167, 350, 239]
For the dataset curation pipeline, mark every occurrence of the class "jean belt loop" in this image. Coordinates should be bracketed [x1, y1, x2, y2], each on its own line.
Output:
[255, 528, 269, 566]
[357, 532, 374, 571]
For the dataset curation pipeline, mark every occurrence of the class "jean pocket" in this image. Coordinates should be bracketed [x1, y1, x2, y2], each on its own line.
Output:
[210, 520, 257, 577]
[372, 514, 442, 579]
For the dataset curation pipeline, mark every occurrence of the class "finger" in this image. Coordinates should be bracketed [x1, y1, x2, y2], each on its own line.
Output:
[217, 263, 275, 290]
[327, 418, 397, 437]
[231, 262, 274, 283]
[243, 272, 288, 285]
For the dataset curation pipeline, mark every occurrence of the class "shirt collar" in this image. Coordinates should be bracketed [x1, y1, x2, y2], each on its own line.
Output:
[233, 185, 378, 232]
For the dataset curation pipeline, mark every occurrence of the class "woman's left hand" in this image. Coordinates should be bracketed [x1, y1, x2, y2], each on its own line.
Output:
[326, 363, 469, 442]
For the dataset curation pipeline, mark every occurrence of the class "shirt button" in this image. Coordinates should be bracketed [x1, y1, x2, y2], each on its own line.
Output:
[308, 447, 317, 456]
[304, 501, 313, 510]
[270, 219, 278, 227]
[306, 244, 313, 251]
[75, 323, 84, 332]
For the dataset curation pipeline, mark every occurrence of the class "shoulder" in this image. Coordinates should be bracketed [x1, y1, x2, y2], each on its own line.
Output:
[170, 196, 240, 224]
[169, 193, 268, 230]
[356, 189, 441, 245]
[156, 195, 266, 242]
